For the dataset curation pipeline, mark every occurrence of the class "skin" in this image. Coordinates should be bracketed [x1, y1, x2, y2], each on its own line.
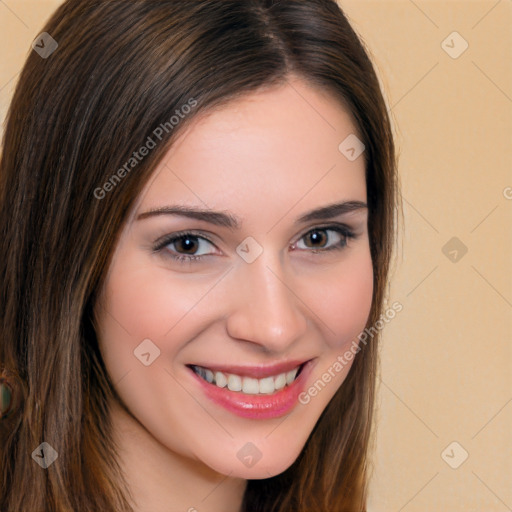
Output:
[94, 76, 374, 512]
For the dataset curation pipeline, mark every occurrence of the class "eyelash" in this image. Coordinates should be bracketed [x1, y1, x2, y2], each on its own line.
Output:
[152, 225, 358, 264]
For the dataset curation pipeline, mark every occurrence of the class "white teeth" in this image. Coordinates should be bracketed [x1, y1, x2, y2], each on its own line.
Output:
[215, 371, 227, 388]
[274, 373, 287, 390]
[192, 365, 302, 394]
[205, 369, 214, 383]
[286, 368, 298, 385]
[258, 376, 275, 394]
[227, 374, 242, 392]
[242, 377, 260, 394]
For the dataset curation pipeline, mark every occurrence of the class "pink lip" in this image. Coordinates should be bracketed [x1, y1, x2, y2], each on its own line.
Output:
[187, 359, 314, 420]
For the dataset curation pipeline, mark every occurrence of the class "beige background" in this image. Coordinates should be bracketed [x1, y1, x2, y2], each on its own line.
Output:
[1, 1, 511, 511]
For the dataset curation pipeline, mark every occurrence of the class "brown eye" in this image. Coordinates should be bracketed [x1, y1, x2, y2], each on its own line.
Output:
[303, 229, 329, 248]
[153, 231, 218, 264]
[173, 235, 201, 254]
[295, 226, 354, 252]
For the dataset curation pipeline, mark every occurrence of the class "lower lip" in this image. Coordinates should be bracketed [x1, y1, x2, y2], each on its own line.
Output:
[188, 361, 314, 420]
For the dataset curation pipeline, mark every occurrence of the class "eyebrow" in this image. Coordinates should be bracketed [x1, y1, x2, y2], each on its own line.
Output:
[136, 200, 368, 229]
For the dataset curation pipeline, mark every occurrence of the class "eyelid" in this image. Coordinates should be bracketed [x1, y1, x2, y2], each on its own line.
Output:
[294, 222, 358, 242]
[152, 222, 359, 258]
[152, 229, 217, 253]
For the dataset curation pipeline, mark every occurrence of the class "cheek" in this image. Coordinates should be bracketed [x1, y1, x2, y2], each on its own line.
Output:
[306, 248, 374, 348]
[99, 253, 206, 342]
[94, 256, 196, 383]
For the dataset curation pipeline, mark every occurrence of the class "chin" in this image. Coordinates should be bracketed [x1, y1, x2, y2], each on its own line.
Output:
[200, 441, 304, 480]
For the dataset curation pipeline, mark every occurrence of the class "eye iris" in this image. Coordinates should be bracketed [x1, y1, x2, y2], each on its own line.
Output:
[177, 236, 199, 254]
[306, 230, 327, 248]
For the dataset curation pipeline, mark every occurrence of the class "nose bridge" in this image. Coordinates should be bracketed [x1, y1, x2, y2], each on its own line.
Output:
[226, 248, 307, 350]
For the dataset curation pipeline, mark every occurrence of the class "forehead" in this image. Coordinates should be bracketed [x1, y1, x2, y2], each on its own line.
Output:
[135, 79, 366, 225]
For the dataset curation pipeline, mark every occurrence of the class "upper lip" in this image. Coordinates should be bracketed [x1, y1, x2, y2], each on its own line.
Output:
[187, 359, 312, 379]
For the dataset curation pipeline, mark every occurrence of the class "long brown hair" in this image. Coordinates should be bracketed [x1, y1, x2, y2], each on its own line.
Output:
[0, 1, 398, 510]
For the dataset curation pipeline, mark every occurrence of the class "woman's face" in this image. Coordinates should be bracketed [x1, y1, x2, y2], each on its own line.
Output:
[95, 78, 373, 479]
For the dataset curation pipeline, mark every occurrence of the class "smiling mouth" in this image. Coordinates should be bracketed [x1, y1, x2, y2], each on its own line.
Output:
[187, 363, 305, 395]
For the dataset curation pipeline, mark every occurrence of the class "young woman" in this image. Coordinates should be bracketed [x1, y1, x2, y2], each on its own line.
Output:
[0, 1, 398, 510]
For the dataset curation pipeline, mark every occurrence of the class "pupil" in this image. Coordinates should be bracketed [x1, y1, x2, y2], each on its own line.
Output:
[309, 230, 325, 247]
[179, 236, 197, 253]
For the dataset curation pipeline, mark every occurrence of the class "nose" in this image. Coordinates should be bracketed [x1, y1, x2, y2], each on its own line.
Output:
[225, 250, 308, 353]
